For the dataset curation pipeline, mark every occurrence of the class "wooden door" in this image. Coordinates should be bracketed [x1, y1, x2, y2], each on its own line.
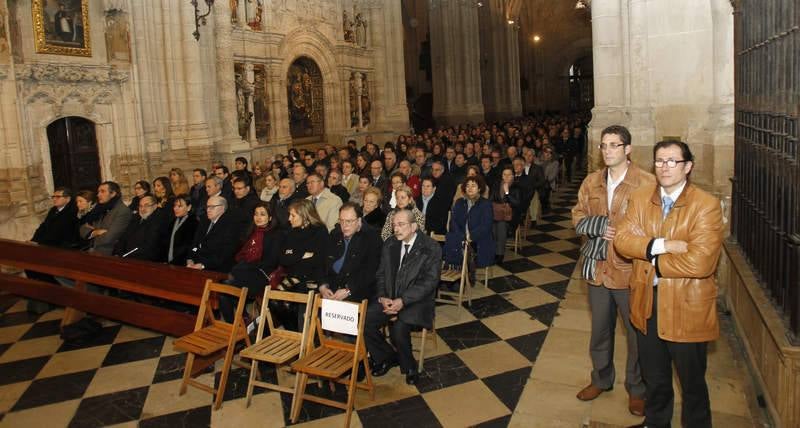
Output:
[47, 117, 101, 192]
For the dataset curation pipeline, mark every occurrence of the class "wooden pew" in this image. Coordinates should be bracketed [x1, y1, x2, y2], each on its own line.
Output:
[0, 238, 227, 337]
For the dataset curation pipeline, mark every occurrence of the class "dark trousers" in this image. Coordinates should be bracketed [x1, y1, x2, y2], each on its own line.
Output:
[364, 299, 416, 374]
[637, 289, 711, 428]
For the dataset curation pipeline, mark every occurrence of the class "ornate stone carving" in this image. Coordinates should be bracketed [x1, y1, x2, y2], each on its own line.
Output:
[15, 63, 129, 83]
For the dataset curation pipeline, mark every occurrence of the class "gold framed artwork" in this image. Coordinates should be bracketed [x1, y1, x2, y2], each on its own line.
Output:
[33, 0, 92, 57]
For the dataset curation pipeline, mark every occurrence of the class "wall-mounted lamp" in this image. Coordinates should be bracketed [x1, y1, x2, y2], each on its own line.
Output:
[191, 0, 215, 41]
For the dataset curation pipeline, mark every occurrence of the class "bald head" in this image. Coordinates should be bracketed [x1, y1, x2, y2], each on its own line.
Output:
[206, 195, 227, 222]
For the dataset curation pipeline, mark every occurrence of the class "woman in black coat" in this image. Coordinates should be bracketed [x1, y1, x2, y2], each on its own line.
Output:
[166, 195, 199, 266]
[219, 201, 284, 322]
[361, 187, 386, 230]
[490, 166, 522, 264]
[279, 199, 330, 289]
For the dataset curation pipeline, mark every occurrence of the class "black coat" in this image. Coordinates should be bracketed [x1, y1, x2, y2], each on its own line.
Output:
[415, 192, 450, 235]
[491, 181, 523, 229]
[167, 215, 199, 266]
[230, 193, 261, 239]
[190, 210, 241, 273]
[362, 208, 386, 230]
[279, 223, 329, 285]
[230, 227, 284, 289]
[270, 192, 299, 231]
[434, 174, 457, 203]
[330, 185, 350, 203]
[325, 223, 382, 301]
[375, 232, 442, 329]
[113, 212, 168, 262]
[31, 204, 80, 249]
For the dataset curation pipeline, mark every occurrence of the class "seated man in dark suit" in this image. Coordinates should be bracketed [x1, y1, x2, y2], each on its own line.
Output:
[321, 202, 382, 303]
[270, 178, 298, 230]
[113, 195, 168, 261]
[364, 208, 442, 385]
[27, 187, 81, 313]
[415, 177, 449, 235]
[186, 195, 240, 273]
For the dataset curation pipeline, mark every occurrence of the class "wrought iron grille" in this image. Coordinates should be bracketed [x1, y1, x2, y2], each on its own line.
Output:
[732, 0, 800, 337]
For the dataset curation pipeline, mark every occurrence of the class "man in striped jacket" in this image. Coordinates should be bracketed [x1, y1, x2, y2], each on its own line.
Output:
[571, 125, 655, 416]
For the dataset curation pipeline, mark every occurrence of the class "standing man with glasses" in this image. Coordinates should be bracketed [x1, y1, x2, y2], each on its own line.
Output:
[364, 208, 441, 385]
[615, 140, 724, 428]
[572, 125, 653, 416]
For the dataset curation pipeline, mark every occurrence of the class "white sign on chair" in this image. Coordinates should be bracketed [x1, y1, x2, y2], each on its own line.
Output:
[320, 299, 359, 335]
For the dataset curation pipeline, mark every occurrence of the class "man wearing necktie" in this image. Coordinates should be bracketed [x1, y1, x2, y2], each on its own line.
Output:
[364, 208, 441, 385]
[615, 140, 724, 428]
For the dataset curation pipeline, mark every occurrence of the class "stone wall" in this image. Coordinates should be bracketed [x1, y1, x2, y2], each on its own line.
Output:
[0, 0, 409, 241]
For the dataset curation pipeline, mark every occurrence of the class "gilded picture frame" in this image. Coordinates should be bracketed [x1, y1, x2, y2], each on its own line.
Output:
[33, 0, 92, 57]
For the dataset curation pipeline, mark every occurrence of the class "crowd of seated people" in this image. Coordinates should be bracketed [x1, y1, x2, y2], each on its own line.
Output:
[27, 114, 585, 367]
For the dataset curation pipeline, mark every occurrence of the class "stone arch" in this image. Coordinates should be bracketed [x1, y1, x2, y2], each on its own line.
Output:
[278, 27, 344, 144]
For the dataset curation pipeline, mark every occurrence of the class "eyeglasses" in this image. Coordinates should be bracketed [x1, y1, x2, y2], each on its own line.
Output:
[139, 203, 155, 209]
[207, 204, 223, 209]
[654, 159, 688, 168]
[339, 218, 358, 225]
[51, 195, 66, 199]
[598, 143, 626, 151]
[392, 222, 411, 228]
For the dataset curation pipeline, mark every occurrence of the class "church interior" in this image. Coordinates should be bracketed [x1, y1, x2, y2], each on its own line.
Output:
[0, 0, 797, 426]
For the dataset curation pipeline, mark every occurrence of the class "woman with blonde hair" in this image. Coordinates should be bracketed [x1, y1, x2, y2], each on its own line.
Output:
[380, 184, 425, 240]
[169, 168, 191, 196]
[362, 185, 386, 229]
[280, 199, 329, 288]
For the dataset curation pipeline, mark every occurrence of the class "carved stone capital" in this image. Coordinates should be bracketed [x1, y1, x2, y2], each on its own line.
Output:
[15, 63, 130, 84]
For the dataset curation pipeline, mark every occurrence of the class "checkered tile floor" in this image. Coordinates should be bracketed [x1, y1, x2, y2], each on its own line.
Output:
[0, 177, 761, 427]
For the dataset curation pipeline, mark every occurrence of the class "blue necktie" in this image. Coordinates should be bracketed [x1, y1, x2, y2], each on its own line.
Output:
[332, 238, 350, 274]
[662, 196, 674, 219]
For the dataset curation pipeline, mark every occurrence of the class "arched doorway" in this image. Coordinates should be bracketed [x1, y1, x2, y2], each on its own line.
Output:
[46, 116, 101, 191]
[287, 57, 325, 142]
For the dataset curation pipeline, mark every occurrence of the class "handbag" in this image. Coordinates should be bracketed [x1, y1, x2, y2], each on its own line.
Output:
[492, 202, 513, 221]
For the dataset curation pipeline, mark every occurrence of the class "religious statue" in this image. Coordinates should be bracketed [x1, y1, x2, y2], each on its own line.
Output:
[235, 66, 253, 140]
[349, 73, 360, 127]
[355, 12, 367, 48]
[230, 0, 239, 24]
[343, 11, 355, 43]
[245, 0, 263, 31]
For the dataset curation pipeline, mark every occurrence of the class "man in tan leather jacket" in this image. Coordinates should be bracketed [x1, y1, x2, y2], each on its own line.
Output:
[615, 140, 723, 428]
[572, 125, 653, 416]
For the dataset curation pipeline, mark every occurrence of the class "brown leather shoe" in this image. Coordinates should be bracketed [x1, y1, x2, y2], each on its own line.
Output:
[576, 384, 608, 401]
[628, 395, 645, 416]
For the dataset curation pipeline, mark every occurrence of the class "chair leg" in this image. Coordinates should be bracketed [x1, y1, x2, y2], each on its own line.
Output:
[214, 344, 237, 410]
[245, 359, 258, 408]
[179, 353, 195, 395]
[344, 363, 359, 428]
[483, 267, 489, 289]
[417, 328, 427, 373]
[291, 372, 309, 423]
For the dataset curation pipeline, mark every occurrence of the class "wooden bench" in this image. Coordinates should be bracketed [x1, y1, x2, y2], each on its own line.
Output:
[0, 238, 227, 337]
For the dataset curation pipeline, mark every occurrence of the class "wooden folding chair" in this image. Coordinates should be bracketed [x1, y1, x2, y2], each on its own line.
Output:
[290, 295, 374, 427]
[506, 225, 521, 254]
[438, 238, 472, 308]
[173, 280, 251, 410]
[239, 289, 315, 408]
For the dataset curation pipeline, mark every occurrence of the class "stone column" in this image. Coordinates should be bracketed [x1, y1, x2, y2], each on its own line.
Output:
[479, 0, 522, 121]
[369, 1, 410, 132]
[266, 60, 291, 147]
[213, 1, 248, 154]
[626, 0, 656, 168]
[587, 0, 626, 170]
[709, 0, 735, 195]
[181, 1, 210, 147]
[429, 0, 484, 125]
[164, 1, 188, 145]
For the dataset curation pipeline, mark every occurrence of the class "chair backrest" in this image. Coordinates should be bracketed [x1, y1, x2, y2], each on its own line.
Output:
[195, 279, 249, 332]
[305, 295, 368, 356]
[255, 289, 315, 349]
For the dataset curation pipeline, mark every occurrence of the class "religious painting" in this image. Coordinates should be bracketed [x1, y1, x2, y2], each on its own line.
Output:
[33, 0, 92, 57]
[253, 64, 270, 142]
[287, 57, 324, 139]
[104, 11, 130, 62]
